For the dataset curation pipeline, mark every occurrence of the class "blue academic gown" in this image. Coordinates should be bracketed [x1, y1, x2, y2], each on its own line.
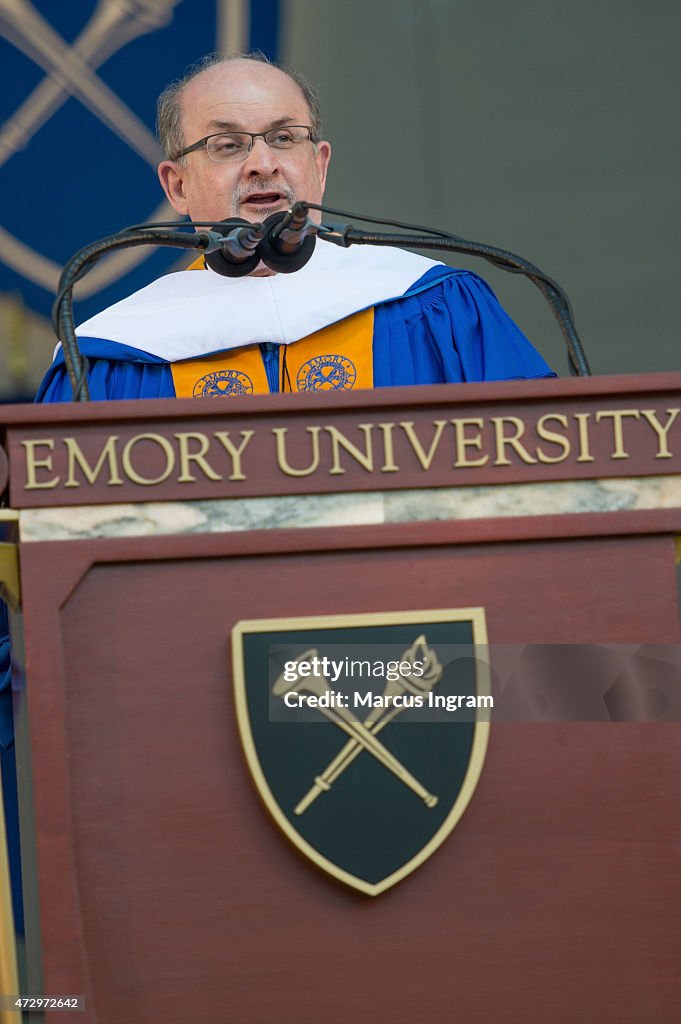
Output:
[36, 267, 555, 401]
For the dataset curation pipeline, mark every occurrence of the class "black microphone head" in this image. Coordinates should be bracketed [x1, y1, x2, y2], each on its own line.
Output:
[284, 200, 311, 233]
[205, 249, 260, 277]
[205, 218, 261, 277]
[257, 211, 316, 274]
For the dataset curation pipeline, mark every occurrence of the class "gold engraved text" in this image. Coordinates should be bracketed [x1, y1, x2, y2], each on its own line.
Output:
[490, 416, 538, 465]
[175, 432, 223, 483]
[326, 424, 375, 475]
[273, 426, 321, 477]
[640, 408, 679, 459]
[400, 420, 447, 471]
[64, 435, 123, 487]
[121, 433, 176, 486]
[595, 409, 640, 459]
[451, 418, 488, 468]
[213, 430, 254, 481]
[534, 414, 571, 464]
[22, 439, 59, 490]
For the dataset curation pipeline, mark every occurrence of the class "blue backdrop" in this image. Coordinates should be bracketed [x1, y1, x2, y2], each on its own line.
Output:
[0, 0, 280, 324]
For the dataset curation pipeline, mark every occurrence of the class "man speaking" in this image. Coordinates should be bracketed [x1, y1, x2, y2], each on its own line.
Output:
[38, 52, 555, 401]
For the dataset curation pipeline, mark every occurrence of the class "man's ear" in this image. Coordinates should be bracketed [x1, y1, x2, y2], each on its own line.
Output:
[158, 161, 189, 215]
[315, 141, 332, 194]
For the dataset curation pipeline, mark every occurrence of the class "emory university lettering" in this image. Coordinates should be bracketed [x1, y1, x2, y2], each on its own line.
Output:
[15, 404, 681, 500]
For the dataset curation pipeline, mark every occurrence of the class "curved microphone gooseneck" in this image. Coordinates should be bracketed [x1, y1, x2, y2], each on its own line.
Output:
[53, 223, 244, 400]
[53, 203, 590, 401]
[303, 202, 591, 378]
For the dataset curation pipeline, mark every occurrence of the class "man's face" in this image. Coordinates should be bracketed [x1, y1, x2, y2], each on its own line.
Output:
[158, 61, 331, 226]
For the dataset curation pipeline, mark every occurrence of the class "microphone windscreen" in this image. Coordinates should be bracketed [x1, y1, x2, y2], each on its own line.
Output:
[257, 211, 316, 274]
[205, 248, 260, 277]
[204, 218, 261, 277]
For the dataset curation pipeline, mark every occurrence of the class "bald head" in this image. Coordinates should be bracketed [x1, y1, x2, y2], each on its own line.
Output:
[155, 52, 331, 232]
[156, 52, 321, 161]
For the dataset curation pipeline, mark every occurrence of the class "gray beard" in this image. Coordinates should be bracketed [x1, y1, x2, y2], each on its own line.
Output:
[231, 178, 296, 216]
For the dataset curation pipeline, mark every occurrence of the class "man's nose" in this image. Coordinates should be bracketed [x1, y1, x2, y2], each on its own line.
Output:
[241, 137, 280, 176]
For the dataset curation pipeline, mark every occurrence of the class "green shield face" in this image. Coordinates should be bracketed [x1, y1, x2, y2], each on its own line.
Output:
[232, 609, 490, 895]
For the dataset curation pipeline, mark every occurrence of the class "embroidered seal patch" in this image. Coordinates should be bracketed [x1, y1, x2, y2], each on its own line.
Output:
[296, 354, 357, 392]
[193, 370, 254, 398]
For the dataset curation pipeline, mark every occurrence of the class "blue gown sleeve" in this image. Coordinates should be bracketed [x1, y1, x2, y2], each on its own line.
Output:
[373, 268, 556, 387]
[36, 342, 175, 402]
[0, 602, 13, 749]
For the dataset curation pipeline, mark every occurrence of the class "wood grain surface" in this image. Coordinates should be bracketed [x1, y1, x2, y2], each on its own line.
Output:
[15, 517, 681, 1023]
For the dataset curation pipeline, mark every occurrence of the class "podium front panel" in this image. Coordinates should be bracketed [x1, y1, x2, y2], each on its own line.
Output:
[14, 519, 681, 1024]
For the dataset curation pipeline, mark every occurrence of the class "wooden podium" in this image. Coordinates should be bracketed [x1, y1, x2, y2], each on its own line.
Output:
[1, 374, 680, 1023]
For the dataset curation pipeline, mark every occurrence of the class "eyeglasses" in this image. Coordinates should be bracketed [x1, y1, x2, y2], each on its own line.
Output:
[172, 126, 316, 163]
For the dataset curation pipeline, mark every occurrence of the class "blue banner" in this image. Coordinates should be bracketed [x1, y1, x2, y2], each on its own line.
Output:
[0, 0, 280, 324]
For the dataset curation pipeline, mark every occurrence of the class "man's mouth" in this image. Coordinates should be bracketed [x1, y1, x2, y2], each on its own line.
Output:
[241, 191, 285, 208]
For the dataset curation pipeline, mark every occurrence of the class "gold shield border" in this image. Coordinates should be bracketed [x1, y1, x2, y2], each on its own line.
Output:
[232, 607, 490, 896]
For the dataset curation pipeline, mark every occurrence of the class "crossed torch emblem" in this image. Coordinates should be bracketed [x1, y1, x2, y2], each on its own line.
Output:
[0, 0, 183, 289]
[272, 636, 444, 817]
[0, 0, 182, 170]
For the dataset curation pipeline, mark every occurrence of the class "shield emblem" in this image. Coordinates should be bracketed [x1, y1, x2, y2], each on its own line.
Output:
[232, 609, 490, 895]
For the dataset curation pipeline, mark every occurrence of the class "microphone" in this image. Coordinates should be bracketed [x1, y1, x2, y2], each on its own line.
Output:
[256, 203, 318, 273]
[204, 218, 265, 277]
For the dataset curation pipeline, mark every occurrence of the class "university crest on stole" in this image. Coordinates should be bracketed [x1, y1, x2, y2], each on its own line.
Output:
[232, 609, 490, 895]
